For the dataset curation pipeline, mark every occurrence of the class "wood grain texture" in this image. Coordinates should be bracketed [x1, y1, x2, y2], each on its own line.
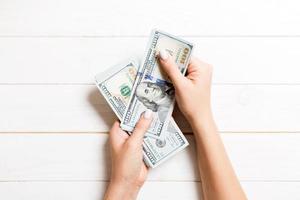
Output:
[0, 181, 202, 200]
[1, 0, 300, 198]
[0, 85, 299, 132]
[0, 134, 299, 181]
[0, 181, 299, 200]
[0, 0, 300, 36]
[0, 37, 300, 84]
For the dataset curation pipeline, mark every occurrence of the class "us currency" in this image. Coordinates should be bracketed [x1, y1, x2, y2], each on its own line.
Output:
[95, 58, 189, 168]
[121, 30, 193, 137]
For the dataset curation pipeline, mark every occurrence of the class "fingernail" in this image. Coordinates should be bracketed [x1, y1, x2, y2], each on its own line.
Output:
[144, 109, 153, 119]
[159, 49, 169, 60]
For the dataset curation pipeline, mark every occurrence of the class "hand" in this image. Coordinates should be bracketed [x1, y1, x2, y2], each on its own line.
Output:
[104, 110, 153, 200]
[159, 52, 247, 199]
[158, 50, 213, 123]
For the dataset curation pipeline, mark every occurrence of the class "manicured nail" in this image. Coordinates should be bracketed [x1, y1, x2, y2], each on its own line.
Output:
[144, 109, 153, 119]
[159, 49, 169, 60]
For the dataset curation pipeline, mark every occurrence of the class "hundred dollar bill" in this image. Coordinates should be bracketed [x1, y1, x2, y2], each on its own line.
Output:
[121, 30, 193, 137]
[95, 58, 189, 167]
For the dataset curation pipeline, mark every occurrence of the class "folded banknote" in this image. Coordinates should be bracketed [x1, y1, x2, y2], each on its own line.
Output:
[121, 30, 193, 138]
[95, 58, 189, 168]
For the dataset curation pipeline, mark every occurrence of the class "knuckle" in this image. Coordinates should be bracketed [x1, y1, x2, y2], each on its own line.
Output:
[126, 140, 138, 148]
[164, 63, 173, 73]
[164, 60, 176, 71]
[113, 121, 120, 126]
[135, 119, 148, 132]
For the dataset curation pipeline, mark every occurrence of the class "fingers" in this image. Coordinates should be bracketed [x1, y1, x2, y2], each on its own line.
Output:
[158, 50, 186, 88]
[109, 121, 129, 151]
[188, 56, 213, 74]
[129, 109, 153, 146]
[110, 109, 153, 151]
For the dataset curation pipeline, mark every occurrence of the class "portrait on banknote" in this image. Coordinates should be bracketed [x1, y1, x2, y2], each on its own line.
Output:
[135, 80, 174, 121]
[95, 56, 189, 168]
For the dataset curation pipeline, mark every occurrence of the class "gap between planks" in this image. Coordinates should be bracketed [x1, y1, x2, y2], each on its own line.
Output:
[3, 83, 300, 85]
[0, 132, 300, 134]
[2, 35, 300, 38]
[0, 180, 299, 183]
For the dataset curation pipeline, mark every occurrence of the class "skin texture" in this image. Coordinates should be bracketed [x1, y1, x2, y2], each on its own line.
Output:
[103, 113, 152, 200]
[104, 54, 247, 200]
[159, 55, 247, 200]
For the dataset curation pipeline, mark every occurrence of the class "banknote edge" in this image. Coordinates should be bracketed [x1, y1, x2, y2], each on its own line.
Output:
[121, 29, 194, 135]
[143, 118, 189, 168]
[94, 57, 141, 119]
[120, 30, 158, 131]
[152, 29, 195, 137]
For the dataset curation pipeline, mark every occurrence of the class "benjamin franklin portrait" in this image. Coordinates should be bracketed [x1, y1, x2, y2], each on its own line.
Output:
[135, 81, 174, 113]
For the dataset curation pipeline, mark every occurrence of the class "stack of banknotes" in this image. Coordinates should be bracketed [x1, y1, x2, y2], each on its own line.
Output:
[95, 30, 193, 168]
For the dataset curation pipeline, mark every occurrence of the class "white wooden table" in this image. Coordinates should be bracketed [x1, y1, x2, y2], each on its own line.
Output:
[1, 0, 300, 199]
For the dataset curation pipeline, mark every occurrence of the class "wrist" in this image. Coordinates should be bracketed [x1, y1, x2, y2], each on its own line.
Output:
[104, 180, 141, 200]
[189, 110, 217, 136]
[188, 107, 213, 125]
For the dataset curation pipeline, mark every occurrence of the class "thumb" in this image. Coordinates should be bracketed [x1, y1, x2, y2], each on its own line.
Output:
[129, 109, 153, 145]
[158, 49, 186, 88]
[109, 121, 130, 151]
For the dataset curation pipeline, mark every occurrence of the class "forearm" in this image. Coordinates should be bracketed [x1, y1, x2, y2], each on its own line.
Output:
[190, 114, 247, 200]
[104, 181, 140, 200]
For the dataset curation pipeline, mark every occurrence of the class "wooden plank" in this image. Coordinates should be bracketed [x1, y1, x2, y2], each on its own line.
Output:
[0, 0, 300, 36]
[0, 181, 202, 200]
[0, 181, 299, 200]
[0, 85, 300, 132]
[1, 37, 300, 84]
[242, 182, 300, 200]
[0, 134, 299, 181]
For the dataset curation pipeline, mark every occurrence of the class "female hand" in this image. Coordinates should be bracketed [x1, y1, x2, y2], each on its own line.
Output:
[159, 50, 213, 124]
[104, 110, 153, 200]
[159, 51, 247, 200]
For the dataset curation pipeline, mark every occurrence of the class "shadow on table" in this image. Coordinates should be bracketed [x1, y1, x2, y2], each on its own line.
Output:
[87, 87, 117, 129]
[87, 87, 115, 181]
[87, 87, 202, 198]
